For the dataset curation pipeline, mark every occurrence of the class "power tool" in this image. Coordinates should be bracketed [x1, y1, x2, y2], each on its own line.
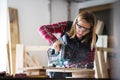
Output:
[47, 44, 71, 67]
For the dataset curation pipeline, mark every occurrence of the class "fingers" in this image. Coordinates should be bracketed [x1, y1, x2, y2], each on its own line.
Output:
[53, 40, 62, 52]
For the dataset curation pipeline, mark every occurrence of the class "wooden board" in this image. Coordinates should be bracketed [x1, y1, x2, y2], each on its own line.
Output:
[22, 67, 95, 78]
[21, 67, 94, 73]
[8, 7, 20, 74]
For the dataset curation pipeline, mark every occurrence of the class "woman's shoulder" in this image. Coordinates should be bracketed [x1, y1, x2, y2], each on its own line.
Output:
[65, 21, 73, 31]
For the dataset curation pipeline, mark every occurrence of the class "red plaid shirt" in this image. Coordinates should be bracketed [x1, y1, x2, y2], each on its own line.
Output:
[38, 21, 67, 45]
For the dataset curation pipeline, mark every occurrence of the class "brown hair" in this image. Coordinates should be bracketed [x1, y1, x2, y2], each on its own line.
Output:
[67, 10, 97, 48]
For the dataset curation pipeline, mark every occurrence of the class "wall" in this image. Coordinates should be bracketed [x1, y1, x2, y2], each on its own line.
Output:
[51, 0, 68, 23]
[8, 0, 50, 46]
[7, 0, 50, 66]
[70, 0, 117, 20]
[0, 0, 8, 71]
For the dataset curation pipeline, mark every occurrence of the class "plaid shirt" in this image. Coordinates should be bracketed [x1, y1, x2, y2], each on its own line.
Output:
[38, 21, 67, 45]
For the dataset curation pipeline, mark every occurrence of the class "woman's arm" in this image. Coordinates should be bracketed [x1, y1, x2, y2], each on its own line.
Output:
[38, 21, 67, 45]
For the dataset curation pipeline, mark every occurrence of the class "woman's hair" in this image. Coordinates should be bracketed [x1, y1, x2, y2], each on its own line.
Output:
[67, 10, 97, 48]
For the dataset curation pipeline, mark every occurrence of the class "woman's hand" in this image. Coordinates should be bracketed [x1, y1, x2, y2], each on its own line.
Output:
[52, 40, 62, 52]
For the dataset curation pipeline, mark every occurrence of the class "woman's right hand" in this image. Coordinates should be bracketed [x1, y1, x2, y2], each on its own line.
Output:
[52, 40, 62, 52]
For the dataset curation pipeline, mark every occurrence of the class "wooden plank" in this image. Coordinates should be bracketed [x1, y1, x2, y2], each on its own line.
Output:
[79, 3, 112, 12]
[94, 50, 102, 78]
[8, 7, 20, 74]
[24, 52, 36, 67]
[23, 67, 95, 78]
[7, 43, 11, 73]
[98, 49, 108, 78]
[9, 7, 20, 49]
[16, 44, 24, 73]
[21, 67, 94, 73]
[97, 47, 114, 52]
[32, 55, 41, 66]
[72, 71, 95, 78]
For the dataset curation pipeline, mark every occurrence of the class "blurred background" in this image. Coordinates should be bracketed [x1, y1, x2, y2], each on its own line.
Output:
[0, 0, 120, 79]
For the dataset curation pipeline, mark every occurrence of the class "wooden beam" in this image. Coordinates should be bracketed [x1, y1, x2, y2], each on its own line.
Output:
[16, 44, 24, 73]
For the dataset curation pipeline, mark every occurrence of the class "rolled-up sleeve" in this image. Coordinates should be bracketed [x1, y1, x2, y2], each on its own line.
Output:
[38, 21, 67, 45]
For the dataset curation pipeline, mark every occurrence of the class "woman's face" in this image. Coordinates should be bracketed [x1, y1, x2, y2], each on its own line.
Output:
[76, 19, 91, 38]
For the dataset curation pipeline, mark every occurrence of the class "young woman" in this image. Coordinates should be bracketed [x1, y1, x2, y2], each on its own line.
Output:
[38, 10, 97, 78]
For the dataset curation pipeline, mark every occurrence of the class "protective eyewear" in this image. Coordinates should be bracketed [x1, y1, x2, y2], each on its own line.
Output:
[76, 23, 90, 33]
